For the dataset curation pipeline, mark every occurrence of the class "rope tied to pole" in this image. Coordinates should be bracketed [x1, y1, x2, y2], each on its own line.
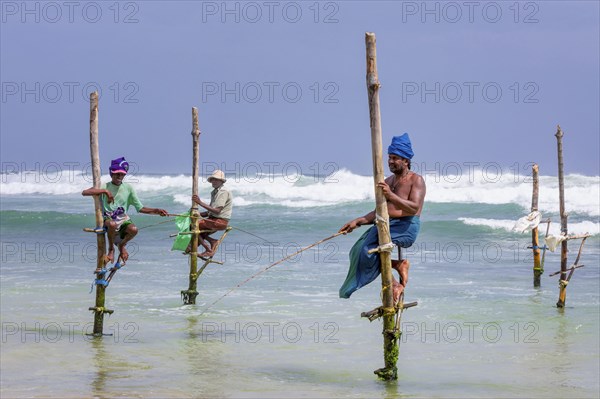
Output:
[375, 213, 387, 225]
[199, 231, 345, 315]
[559, 279, 569, 288]
[381, 307, 396, 316]
[368, 242, 395, 254]
[90, 278, 109, 293]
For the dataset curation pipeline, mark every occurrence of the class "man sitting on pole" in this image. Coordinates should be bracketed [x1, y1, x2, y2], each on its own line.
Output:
[338, 133, 426, 303]
[82, 157, 169, 270]
[191, 169, 233, 259]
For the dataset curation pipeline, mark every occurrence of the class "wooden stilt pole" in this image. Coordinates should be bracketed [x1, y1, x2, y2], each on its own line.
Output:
[540, 219, 551, 274]
[182, 107, 201, 305]
[555, 125, 568, 308]
[531, 164, 542, 287]
[87, 91, 113, 334]
[365, 32, 398, 380]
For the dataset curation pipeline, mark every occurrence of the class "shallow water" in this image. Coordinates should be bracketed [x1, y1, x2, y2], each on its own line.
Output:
[1, 172, 599, 397]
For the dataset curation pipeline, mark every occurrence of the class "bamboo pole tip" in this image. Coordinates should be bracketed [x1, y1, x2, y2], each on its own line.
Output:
[532, 163, 539, 172]
[191, 107, 200, 135]
[555, 125, 563, 137]
[89, 91, 98, 101]
[365, 32, 376, 41]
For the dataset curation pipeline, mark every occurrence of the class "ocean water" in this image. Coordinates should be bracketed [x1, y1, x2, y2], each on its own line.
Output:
[1, 170, 599, 398]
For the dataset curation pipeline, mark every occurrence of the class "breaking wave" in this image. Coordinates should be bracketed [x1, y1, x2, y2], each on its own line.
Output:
[2, 169, 598, 216]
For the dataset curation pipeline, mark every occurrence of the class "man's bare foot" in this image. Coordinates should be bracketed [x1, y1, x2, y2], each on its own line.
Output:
[118, 245, 129, 262]
[197, 251, 214, 259]
[392, 279, 404, 305]
[107, 249, 115, 263]
[197, 238, 211, 253]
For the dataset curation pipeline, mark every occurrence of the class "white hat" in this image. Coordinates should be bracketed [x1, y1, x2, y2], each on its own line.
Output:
[207, 170, 226, 182]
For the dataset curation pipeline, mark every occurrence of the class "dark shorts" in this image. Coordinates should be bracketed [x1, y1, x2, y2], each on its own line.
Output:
[104, 218, 133, 239]
[118, 220, 133, 239]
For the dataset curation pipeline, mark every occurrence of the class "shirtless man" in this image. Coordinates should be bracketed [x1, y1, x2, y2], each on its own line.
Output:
[82, 157, 168, 270]
[339, 133, 426, 302]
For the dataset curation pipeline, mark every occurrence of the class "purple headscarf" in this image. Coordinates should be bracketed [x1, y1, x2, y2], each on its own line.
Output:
[109, 157, 129, 174]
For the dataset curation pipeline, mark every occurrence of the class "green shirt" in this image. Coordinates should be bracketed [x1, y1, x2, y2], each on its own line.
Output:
[209, 186, 232, 220]
[101, 182, 144, 216]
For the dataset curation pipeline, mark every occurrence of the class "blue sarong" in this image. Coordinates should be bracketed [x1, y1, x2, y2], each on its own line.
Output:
[339, 216, 420, 299]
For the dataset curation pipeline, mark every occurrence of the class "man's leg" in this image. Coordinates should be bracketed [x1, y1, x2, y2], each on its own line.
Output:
[206, 235, 218, 252]
[197, 232, 212, 253]
[197, 219, 228, 258]
[197, 233, 216, 258]
[201, 222, 228, 258]
[392, 259, 410, 286]
[117, 223, 138, 262]
[185, 232, 211, 254]
[196, 218, 213, 254]
[387, 217, 419, 303]
[391, 259, 410, 303]
[198, 219, 212, 256]
[104, 219, 117, 265]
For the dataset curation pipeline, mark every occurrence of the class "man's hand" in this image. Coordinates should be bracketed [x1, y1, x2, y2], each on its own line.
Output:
[156, 209, 168, 217]
[192, 194, 202, 205]
[105, 190, 114, 203]
[339, 220, 360, 234]
[377, 181, 393, 199]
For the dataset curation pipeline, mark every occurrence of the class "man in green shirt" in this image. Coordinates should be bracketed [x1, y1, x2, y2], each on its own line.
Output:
[82, 157, 168, 269]
[191, 169, 233, 258]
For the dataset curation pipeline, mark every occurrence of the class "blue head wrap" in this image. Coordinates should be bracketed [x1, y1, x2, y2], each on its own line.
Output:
[388, 133, 414, 159]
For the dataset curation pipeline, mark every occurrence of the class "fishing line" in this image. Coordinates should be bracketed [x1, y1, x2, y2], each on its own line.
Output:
[137, 218, 176, 230]
[230, 226, 278, 245]
[199, 231, 345, 315]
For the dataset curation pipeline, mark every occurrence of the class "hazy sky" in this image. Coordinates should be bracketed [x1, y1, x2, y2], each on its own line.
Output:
[1, 1, 599, 178]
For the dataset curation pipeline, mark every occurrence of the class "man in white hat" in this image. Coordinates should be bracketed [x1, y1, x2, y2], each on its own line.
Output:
[191, 169, 233, 258]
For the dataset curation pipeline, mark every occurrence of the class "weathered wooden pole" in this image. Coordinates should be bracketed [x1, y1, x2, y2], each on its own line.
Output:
[555, 125, 568, 308]
[540, 220, 551, 270]
[87, 91, 113, 334]
[182, 107, 201, 304]
[365, 32, 398, 380]
[531, 164, 542, 287]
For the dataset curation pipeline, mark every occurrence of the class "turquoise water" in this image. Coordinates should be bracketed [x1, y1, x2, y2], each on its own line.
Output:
[1, 171, 599, 397]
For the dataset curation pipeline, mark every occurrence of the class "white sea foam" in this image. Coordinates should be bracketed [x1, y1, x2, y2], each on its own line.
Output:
[0, 171, 192, 196]
[459, 218, 600, 236]
[2, 169, 599, 216]
[425, 173, 600, 217]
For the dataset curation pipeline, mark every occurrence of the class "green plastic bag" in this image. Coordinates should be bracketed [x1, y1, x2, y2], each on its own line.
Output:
[171, 212, 192, 251]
